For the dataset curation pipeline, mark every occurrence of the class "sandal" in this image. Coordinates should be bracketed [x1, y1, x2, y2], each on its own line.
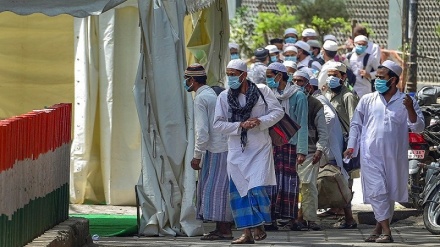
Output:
[317, 209, 345, 218]
[290, 221, 308, 231]
[375, 234, 394, 243]
[200, 231, 233, 240]
[336, 221, 357, 229]
[364, 234, 380, 242]
[253, 227, 267, 241]
[231, 234, 255, 244]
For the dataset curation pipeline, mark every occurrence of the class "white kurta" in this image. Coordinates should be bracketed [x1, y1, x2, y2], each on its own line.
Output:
[347, 52, 380, 98]
[213, 83, 284, 197]
[347, 91, 425, 204]
[315, 94, 348, 179]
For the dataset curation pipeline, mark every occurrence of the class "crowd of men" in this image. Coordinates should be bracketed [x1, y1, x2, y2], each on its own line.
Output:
[182, 25, 425, 244]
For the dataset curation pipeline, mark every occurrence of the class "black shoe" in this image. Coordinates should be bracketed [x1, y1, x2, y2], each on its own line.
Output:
[290, 221, 308, 231]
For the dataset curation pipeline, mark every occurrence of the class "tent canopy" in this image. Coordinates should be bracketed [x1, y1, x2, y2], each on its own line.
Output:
[0, 0, 127, 17]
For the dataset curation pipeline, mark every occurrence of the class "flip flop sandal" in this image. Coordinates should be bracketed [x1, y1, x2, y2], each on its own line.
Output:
[375, 234, 394, 243]
[200, 231, 233, 240]
[254, 230, 267, 241]
[231, 234, 255, 244]
[364, 234, 380, 242]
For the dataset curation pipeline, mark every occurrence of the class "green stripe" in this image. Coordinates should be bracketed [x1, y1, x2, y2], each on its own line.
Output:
[0, 183, 69, 247]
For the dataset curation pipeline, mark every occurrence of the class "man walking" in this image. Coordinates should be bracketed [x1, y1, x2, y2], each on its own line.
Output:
[183, 64, 233, 240]
[213, 59, 284, 244]
[344, 61, 425, 243]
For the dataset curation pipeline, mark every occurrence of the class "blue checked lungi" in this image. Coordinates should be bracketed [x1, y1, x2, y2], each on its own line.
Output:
[229, 179, 272, 229]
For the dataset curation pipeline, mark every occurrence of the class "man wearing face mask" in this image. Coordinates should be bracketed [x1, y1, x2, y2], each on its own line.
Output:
[343, 61, 424, 243]
[346, 35, 380, 98]
[183, 64, 233, 240]
[318, 40, 342, 90]
[291, 70, 328, 231]
[352, 25, 381, 64]
[264, 62, 308, 231]
[213, 59, 284, 244]
[249, 48, 269, 85]
[295, 41, 321, 71]
[301, 28, 318, 42]
[265, 45, 282, 64]
[307, 40, 325, 65]
[229, 43, 240, 60]
[283, 45, 298, 63]
[284, 28, 299, 45]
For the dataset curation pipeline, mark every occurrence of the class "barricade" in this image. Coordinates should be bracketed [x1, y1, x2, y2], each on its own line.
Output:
[0, 104, 72, 247]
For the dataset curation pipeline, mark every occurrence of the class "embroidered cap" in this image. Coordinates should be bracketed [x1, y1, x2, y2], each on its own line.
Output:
[293, 69, 310, 81]
[381, 60, 403, 76]
[254, 48, 269, 59]
[283, 61, 297, 70]
[354, 35, 368, 43]
[227, 59, 247, 72]
[284, 28, 298, 36]
[327, 61, 347, 73]
[267, 62, 287, 73]
[229, 42, 239, 50]
[324, 34, 337, 42]
[185, 63, 206, 76]
[302, 28, 317, 37]
[323, 40, 338, 52]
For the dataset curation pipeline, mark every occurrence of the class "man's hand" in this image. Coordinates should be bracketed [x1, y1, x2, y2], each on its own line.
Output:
[191, 158, 201, 170]
[240, 118, 261, 129]
[359, 69, 371, 79]
[297, 153, 306, 165]
[312, 150, 323, 164]
[403, 94, 414, 110]
[343, 148, 354, 159]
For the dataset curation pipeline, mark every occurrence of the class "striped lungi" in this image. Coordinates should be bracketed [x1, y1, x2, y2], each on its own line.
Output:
[270, 144, 300, 219]
[196, 151, 233, 222]
[229, 179, 272, 229]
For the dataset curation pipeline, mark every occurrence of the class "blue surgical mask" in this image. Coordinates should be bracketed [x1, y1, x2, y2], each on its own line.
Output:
[355, 45, 367, 55]
[266, 75, 280, 88]
[270, 56, 277, 63]
[228, 73, 243, 89]
[284, 56, 297, 62]
[230, 54, 239, 60]
[285, 37, 297, 44]
[287, 73, 293, 83]
[374, 78, 391, 94]
[327, 76, 341, 89]
[183, 78, 193, 92]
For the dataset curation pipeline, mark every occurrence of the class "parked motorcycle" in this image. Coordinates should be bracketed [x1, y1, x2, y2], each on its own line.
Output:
[419, 160, 440, 235]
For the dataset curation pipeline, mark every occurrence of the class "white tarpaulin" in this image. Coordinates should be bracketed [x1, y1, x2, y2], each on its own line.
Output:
[0, 0, 126, 17]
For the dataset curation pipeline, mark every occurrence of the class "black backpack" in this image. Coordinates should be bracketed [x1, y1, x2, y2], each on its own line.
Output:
[346, 52, 375, 91]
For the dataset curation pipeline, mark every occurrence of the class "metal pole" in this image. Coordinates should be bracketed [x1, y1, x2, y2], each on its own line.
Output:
[406, 0, 418, 93]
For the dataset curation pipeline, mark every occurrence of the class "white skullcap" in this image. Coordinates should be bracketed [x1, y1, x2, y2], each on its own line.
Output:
[283, 45, 298, 53]
[310, 77, 319, 86]
[324, 34, 337, 42]
[283, 61, 297, 70]
[381, 60, 403, 76]
[294, 41, 311, 54]
[267, 62, 287, 73]
[293, 69, 310, 81]
[327, 61, 347, 73]
[229, 42, 239, 50]
[307, 40, 321, 48]
[284, 28, 298, 36]
[227, 59, 247, 72]
[302, 28, 317, 37]
[354, 35, 368, 43]
[323, 40, 338, 51]
[265, 44, 279, 54]
[311, 63, 322, 71]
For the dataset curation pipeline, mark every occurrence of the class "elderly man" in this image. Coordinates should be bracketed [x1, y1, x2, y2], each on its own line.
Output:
[344, 61, 425, 243]
[291, 69, 329, 231]
[229, 43, 240, 60]
[213, 59, 284, 244]
[346, 35, 380, 98]
[183, 64, 233, 240]
[249, 48, 269, 85]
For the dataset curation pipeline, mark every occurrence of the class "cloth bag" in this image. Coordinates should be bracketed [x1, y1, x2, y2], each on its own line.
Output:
[317, 163, 353, 209]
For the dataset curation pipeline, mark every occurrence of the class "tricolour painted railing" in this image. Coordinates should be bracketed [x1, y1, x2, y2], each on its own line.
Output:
[0, 103, 71, 247]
